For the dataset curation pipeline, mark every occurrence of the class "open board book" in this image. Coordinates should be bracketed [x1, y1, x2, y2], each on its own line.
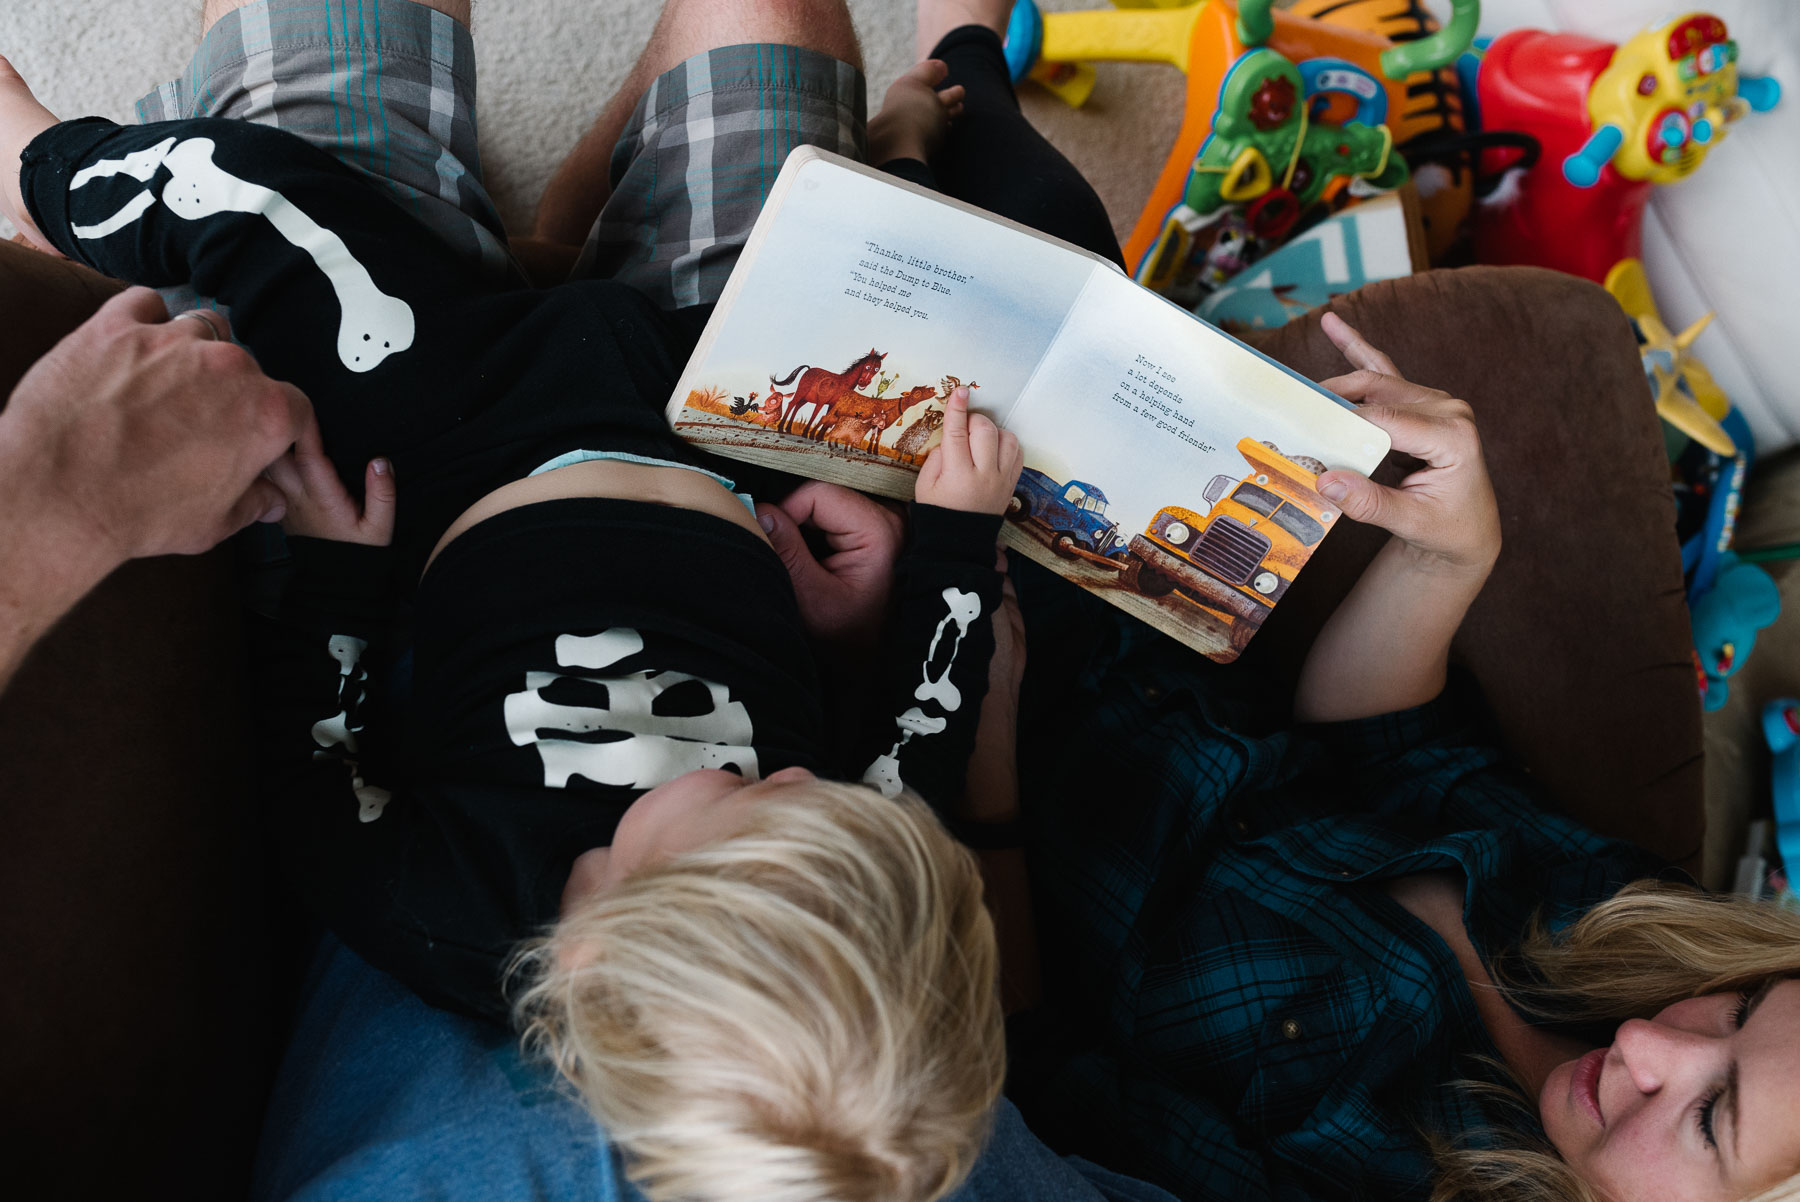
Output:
[666, 147, 1390, 663]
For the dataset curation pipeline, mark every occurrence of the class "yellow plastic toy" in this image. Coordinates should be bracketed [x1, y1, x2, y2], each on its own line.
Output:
[1603, 257, 1735, 457]
[1002, 0, 1480, 277]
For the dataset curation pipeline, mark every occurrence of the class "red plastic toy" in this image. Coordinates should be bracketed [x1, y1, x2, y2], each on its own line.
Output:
[1473, 12, 1779, 282]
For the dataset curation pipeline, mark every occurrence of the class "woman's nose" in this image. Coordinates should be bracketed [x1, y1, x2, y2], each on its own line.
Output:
[1614, 1017, 1722, 1094]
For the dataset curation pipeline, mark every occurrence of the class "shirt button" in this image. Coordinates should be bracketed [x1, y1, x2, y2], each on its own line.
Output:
[1144, 685, 1164, 703]
[1232, 817, 1252, 836]
[1337, 869, 1354, 878]
[1281, 1018, 1302, 1040]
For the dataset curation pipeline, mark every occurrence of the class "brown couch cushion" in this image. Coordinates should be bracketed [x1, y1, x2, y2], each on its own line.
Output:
[0, 242, 283, 1199]
[1241, 266, 1703, 869]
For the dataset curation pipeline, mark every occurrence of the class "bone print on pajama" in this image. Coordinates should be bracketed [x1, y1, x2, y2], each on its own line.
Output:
[22, 117, 1006, 1021]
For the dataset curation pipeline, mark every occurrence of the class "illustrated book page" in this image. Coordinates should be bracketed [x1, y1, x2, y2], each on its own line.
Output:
[667, 148, 1390, 661]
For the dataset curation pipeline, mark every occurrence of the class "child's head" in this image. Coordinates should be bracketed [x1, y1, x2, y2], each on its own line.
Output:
[512, 772, 1004, 1202]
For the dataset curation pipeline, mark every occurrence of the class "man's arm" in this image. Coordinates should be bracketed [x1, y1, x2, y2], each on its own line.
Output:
[1294, 313, 1501, 723]
[0, 288, 309, 692]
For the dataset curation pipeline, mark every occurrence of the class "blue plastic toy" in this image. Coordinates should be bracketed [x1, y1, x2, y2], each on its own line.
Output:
[1767, 699, 1800, 873]
[1690, 553, 1782, 711]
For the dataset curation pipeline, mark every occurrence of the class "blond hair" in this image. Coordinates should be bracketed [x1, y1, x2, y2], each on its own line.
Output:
[1432, 881, 1800, 1202]
[511, 780, 1004, 1202]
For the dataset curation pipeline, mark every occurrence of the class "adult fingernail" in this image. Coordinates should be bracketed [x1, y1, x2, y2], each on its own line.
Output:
[262, 500, 287, 523]
[758, 513, 776, 533]
[1319, 479, 1348, 501]
[371, 457, 390, 476]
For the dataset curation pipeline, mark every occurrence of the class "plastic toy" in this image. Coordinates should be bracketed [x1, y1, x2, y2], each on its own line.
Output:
[1768, 700, 1800, 875]
[1676, 405, 1751, 604]
[1002, 0, 1479, 290]
[1689, 552, 1781, 712]
[1602, 257, 1735, 458]
[1473, 12, 1780, 283]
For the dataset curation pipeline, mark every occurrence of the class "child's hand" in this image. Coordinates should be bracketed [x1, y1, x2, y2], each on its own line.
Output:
[0, 55, 65, 255]
[1312, 312, 1500, 578]
[756, 481, 905, 648]
[261, 415, 396, 546]
[915, 387, 1024, 515]
[867, 59, 965, 166]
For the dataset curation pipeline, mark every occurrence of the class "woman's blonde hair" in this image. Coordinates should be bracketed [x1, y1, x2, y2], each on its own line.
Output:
[510, 780, 1004, 1202]
[1432, 881, 1800, 1202]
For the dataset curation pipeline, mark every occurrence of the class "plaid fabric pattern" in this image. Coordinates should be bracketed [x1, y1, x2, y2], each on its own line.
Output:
[577, 44, 866, 308]
[1012, 590, 1670, 1202]
[135, 0, 512, 280]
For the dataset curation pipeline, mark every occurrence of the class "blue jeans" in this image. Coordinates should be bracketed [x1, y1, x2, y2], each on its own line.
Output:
[253, 936, 1175, 1202]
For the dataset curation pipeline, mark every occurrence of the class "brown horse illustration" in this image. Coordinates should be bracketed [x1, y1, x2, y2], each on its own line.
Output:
[770, 349, 887, 438]
[820, 382, 939, 455]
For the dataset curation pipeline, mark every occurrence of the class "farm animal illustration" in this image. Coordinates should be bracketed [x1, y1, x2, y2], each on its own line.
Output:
[769, 348, 887, 437]
[728, 391, 762, 417]
[894, 407, 945, 460]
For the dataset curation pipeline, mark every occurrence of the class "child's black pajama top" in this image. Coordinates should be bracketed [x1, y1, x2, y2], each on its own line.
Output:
[23, 117, 1004, 1020]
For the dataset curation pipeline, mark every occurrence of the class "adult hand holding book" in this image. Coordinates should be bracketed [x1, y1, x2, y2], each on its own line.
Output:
[1295, 314, 1502, 724]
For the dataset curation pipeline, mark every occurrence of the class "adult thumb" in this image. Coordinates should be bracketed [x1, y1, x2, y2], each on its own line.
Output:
[1315, 470, 1388, 530]
[757, 503, 828, 590]
[361, 458, 397, 543]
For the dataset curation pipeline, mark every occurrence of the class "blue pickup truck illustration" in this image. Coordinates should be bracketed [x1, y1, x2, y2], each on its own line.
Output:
[1008, 468, 1127, 559]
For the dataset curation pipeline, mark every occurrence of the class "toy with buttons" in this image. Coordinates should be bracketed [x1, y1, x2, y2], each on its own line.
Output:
[1001, 0, 1479, 297]
[1473, 12, 1780, 283]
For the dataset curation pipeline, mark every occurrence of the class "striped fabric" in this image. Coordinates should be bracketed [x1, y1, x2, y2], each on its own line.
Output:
[577, 43, 867, 308]
[1009, 584, 1673, 1202]
[134, 0, 514, 282]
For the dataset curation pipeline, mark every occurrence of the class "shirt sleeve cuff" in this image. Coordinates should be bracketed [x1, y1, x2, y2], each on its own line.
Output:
[906, 504, 1003, 568]
[878, 158, 938, 192]
[1299, 684, 1478, 761]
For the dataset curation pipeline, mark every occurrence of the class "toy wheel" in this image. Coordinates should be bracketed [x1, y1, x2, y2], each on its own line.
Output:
[1245, 188, 1300, 241]
[1052, 531, 1079, 558]
[1007, 492, 1029, 521]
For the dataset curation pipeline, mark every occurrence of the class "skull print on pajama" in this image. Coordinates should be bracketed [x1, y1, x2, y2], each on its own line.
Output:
[20, 116, 1007, 1020]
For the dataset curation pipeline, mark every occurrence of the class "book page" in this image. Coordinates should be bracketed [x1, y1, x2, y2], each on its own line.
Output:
[996, 273, 1390, 662]
[670, 152, 1100, 488]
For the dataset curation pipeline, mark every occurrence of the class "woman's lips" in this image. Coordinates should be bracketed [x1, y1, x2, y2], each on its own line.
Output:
[1571, 1047, 1607, 1128]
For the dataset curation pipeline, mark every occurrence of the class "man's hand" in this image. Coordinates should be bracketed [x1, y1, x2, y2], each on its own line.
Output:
[0, 288, 314, 690]
[755, 480, 905, 648]
[262, 417, 396, 546]
[1313, 312, 1501, 578]
[915, 386, 1024, 515]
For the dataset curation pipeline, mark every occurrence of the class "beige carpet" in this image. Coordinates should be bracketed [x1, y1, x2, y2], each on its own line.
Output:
[0, 0, 1165, 244]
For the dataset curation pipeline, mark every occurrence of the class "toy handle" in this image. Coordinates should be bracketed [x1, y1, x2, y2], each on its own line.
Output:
[1377, 0, 1481, 79]
[1563, 124, 1624, 187]
[1739, 75, 1781, 113]
[1003, 0, 1044, 82]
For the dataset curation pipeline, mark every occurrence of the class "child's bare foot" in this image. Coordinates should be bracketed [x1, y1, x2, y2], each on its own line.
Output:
[867, 59, 965, 167]
[916, 0, 1013, 60]
[0, 55, 63, 255]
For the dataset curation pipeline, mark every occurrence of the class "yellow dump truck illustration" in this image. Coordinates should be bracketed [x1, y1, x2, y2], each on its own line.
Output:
[1126, 438, 1337, 638]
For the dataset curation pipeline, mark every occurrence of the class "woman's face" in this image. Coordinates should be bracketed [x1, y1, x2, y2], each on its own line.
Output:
[1540, 977, 1800, 1202]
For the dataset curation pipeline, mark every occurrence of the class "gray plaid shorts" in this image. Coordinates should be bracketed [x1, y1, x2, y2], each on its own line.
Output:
[578, 44, 866, 307]
[136, 0, 866, 310]
[136, 0, 512, 282]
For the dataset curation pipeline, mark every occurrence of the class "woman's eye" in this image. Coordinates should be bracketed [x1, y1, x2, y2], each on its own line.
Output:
[1732, 989, 1754, 1028]
[1696, 1088, 1722, 1150]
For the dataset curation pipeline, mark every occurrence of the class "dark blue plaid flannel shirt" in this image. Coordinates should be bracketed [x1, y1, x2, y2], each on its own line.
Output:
[1009, 574, 1670, 1202]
